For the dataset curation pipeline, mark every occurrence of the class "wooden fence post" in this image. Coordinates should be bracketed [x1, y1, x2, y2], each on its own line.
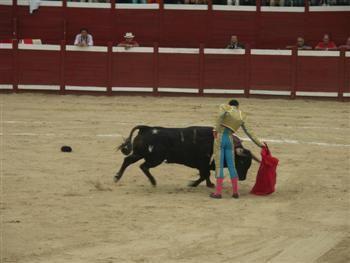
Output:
[12, 39, 18, 93]
[153, 42, 159, 96]
[60, 40, 66, 94]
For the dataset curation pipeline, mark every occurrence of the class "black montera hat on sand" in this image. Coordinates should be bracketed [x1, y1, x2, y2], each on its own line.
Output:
[61, 146, 72, 152]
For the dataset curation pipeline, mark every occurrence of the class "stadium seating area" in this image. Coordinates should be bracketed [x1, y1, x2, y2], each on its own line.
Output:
[45, 0, 350, 5]
[1, 0, 349, 48]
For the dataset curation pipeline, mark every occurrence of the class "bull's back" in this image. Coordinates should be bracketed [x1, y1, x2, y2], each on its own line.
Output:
[161, 127, 213, 167]
[133, 126, 214, 168]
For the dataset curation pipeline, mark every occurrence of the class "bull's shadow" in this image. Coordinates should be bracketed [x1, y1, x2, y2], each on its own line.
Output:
[114, 126, 253, 188]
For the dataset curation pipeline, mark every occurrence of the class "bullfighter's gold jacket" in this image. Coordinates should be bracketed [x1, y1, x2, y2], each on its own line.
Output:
[214, 104, 263, 147]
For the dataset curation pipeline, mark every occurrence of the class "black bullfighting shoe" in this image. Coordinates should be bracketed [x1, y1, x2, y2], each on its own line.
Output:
[232, 193, 239, 199]
[210, 193, 222, 199]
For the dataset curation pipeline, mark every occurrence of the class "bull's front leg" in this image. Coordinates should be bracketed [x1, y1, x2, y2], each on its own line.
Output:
[205, 174, 215, 188]
[202, 168, 215, 188]
[188, 167, 214, 188]
[114, 154, 142, 183]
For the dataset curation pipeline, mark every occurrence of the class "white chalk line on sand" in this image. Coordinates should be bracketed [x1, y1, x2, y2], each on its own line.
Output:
[0, 132, 349, 148]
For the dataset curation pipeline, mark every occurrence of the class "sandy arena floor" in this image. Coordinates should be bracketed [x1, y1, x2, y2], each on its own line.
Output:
[1, 93, 349, 263]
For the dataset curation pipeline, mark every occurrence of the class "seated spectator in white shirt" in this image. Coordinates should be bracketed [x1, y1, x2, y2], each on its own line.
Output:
[286, 37, 312, 50]
[74, 28, 93, 47]
[339, 37, 350, 50]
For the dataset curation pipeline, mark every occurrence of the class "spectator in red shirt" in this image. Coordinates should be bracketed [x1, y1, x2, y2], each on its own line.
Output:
[117, 32, 139, 50]
[338, 37, 350, 50]
[315, 34, 337, 50]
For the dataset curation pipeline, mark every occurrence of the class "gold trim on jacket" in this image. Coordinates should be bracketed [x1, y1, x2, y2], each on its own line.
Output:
[214, 104, 263, 147]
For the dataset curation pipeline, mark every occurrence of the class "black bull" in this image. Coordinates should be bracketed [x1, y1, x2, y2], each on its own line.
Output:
[114, 126, 253, 187]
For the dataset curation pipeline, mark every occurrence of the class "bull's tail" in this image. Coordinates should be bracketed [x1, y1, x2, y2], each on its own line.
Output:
[117, 125, 149, 156]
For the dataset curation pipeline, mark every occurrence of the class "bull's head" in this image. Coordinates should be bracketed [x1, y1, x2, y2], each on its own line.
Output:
[117, 138, 132, 156]
[235, 149, 252, 181]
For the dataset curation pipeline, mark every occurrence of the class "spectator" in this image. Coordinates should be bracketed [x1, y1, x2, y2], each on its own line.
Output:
[117, 32, 139, 50]
[67, 1, 111, 2]
[212, 0, 226, 4]
[74, 28, 93, 47]
[315, 34, 337, 50]
[310, 0, 343, 5]
[132, 0, 147, 3]
[338, 37, 350, 50]
[213, 0, 255, 5]
[226, 35, 245, 49]
[240, 0, 256, 5]
[336, 0, 350, 5]
[263, 0, 304, 5]
[184, 0, 207, 3]
[286, 37, 312, 50]
[164, 0, 183, 3]
[284, 0, 304, 6]
[270, 0, 285, 5]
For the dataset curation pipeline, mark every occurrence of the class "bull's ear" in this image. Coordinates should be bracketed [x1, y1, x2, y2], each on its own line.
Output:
[116, 144, 122, 152]
[115, 137, 126, 152]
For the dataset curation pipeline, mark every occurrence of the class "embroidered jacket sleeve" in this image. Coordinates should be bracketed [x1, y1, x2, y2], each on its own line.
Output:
[241, 122, 263, 148]
[218, 104, 231, 119]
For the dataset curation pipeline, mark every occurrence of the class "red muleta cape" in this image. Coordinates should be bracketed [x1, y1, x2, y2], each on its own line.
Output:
[250, 144, 279, 195]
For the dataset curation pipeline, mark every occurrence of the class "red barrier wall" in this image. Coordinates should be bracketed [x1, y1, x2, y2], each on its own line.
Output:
[16, 7, 64, 44]
[158, 53, 199, 88]
[160, 10, 208, 48]
[65, 50, 108, 87]
[17, 49, 60, 85]
[0, 48, 13, 84]
[1, 43, 348, 99]
[112, 52, 154, 88]
[0, 5, 13, 40]
[345, 56, 350, 94]
[203, 54, 246, 90]
[250, 54, 292, 91]
[297, 56, 339, 93]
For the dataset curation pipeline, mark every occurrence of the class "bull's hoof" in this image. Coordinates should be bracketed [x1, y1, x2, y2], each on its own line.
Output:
[113, 176, 120, 183]
[188, 181, 198, 187]
[206, 183, 215, 189]
[149, 179, 157, 187]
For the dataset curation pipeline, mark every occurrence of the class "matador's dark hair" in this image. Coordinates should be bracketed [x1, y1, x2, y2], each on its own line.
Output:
[228, 99, 239, 107]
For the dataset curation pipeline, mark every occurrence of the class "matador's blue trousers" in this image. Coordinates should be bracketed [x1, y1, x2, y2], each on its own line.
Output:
[213, 128, 238, 179]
